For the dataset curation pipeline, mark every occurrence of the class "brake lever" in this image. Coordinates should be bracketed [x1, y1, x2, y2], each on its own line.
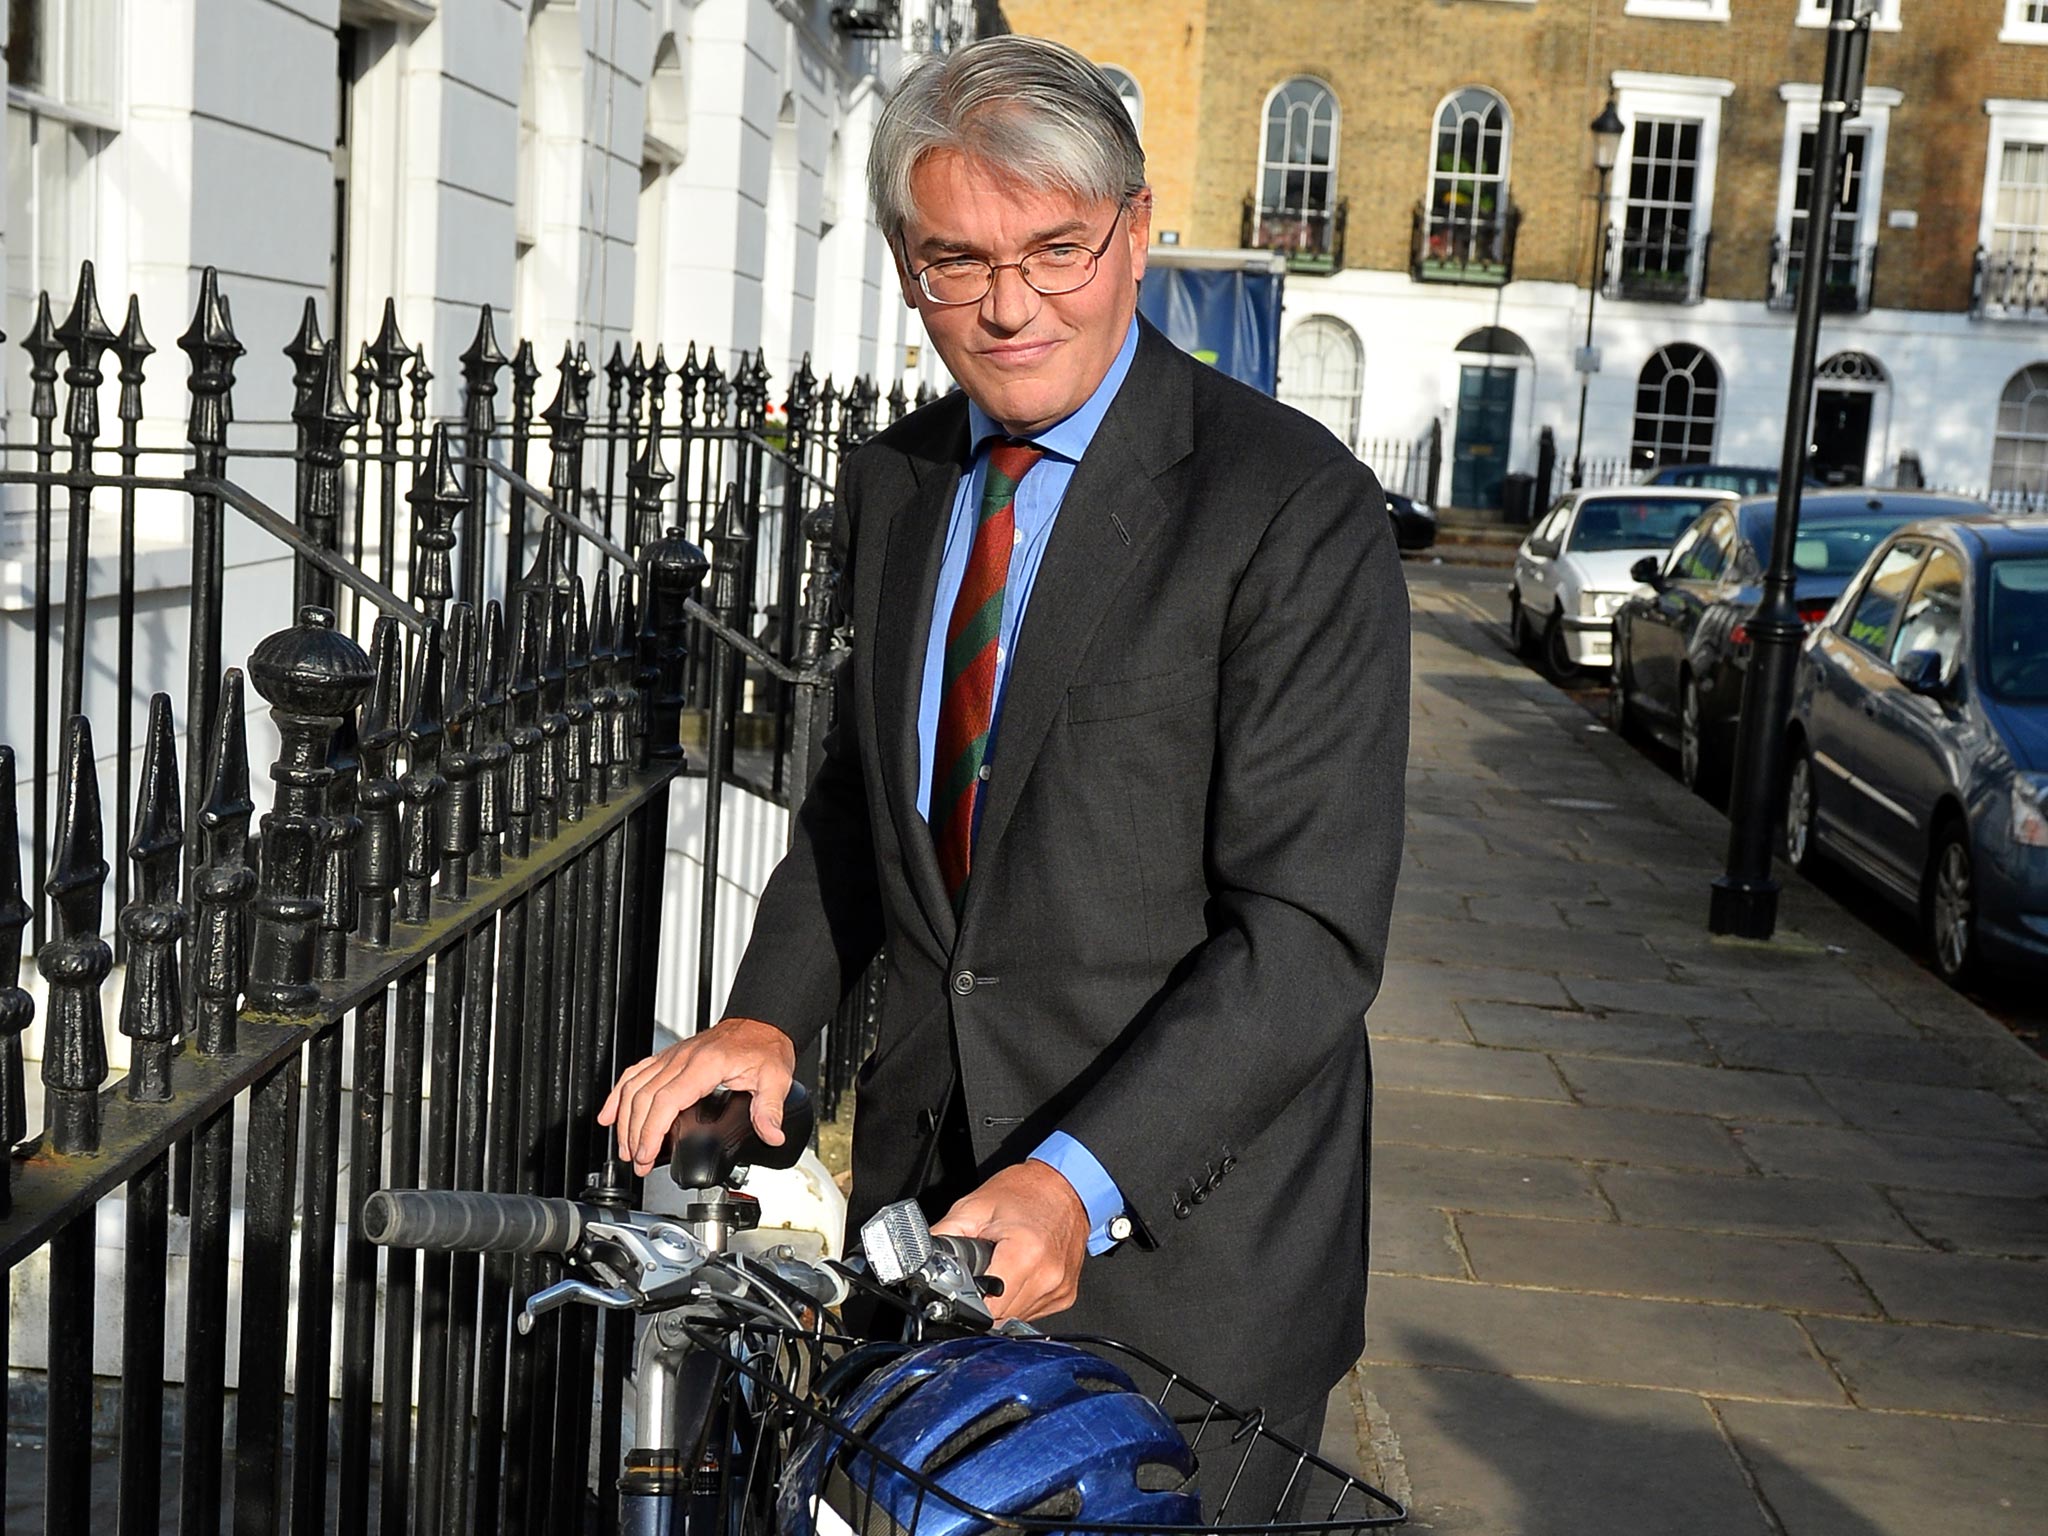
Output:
[517, 1277, 636, 1333]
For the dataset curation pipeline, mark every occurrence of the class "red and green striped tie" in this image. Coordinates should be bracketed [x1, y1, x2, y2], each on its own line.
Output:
[932, 438, 1043, 904]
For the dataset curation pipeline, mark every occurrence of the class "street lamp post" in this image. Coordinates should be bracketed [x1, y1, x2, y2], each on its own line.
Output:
[1710, 0, 1876, 939]
[1570, 98, 1627, 489]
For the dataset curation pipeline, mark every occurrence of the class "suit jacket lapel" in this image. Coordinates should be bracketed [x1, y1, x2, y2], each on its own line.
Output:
[872, 402, 970, 948]
[963, 325, 1195, 915]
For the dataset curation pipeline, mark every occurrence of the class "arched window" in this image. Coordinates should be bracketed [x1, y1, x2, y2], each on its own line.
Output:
[1256, 78, 1339, 256]
[1632, 344, 1721, 467]
[1099, 65, 1142, 139]
[1993, 364, 2048, 496]
[1279, 316, 1363, 449]
[1424, 88, 1513, 278]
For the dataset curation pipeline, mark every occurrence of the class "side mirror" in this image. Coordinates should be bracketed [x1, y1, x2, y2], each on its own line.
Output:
[1896, 649, 1947, 697]
[1630, 555, 1663, 586]
[1527, 538, 1558, 559]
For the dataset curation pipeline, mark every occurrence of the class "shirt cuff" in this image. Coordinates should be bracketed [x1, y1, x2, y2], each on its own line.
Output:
[1030, 1131, 1129, 1256]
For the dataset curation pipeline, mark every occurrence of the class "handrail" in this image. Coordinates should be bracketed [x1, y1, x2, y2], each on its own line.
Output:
[467, 455, 643, 577]
[0, 468, 428, 634]
[681, 596, 826, 687]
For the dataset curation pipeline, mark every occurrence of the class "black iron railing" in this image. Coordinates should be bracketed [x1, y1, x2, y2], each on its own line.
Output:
[1605, 226, 1712, 304]
[0, 260, 898, 1530]
[1358, 421, 1444, 506]
[1241, 194, 1348, 274]
[1971, 245, 2048, 319]
[1767, 233, 1878, 314]
[1410, 202, 1519, 286]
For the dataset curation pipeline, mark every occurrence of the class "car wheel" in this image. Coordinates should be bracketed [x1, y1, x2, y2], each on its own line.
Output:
[1782, 744, 1823, 875]
[1509, 589, 1536, 657]
[1925, 821, 1979, 988]
[1544, 607, 1577, 682]
[1678, 674, 1726, 800]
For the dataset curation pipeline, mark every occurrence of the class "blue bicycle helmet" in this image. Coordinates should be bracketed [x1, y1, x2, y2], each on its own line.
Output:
[777, 1336, 1201, 1536]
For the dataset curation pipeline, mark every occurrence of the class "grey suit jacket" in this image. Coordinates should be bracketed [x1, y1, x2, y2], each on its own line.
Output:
[723, 317, 1409, 1412]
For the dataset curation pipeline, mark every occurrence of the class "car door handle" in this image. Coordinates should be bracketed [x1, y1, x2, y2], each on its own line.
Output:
[1862, 701, 1877, 718]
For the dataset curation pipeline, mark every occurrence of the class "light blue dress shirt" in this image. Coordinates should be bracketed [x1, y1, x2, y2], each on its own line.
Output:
[913, 317, 1140, 1256]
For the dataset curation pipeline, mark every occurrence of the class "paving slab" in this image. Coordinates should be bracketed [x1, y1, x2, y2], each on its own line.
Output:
[1596, 1168, 1923, 1245]
[1805, 1075, 2042, 1144]
[1714, 1399, 2047, 1536]
[1374, 1089, 1749, 1174]
[1369, 1200, 1471, 1280]
[1368, 1276, 1845, 1403]
[1455, 1214, 1876, 1315]
[1371, 1144, 1611, 1221]
[1457, 1001, 1714, 1063]
[1884, 1188, 2048, 1257]
[1375, 962, 1576, 1013]
[1558, 976, 1767, 1023]
[1735, 981, 1916, 1035]
[1366, 1366, 1773, 1536]
[1371, 1040, 1572, 1102]
[1694, 1023, 1985, 1087]
[1393, 919, 1674, 981]
[1801, 1316, 2048, 1421]
[1735, 1122, 2048, 1199]
[1555, 1057, 1842, 1123]
[1837, 1245, 2048, 1333]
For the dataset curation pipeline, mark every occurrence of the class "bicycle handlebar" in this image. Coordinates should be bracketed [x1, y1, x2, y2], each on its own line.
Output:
[667, 1081, 816, 1188]
[361, 1190, 596, 1256]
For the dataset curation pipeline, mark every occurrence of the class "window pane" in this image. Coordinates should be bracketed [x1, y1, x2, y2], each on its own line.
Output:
[1891, 548, 1965, 671]
[1844, 544, 1925, 653]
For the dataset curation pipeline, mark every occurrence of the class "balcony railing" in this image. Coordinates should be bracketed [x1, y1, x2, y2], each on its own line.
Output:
[1603, 227, 1712, 305]
[830, 0, 901, 38]
[1240, 195, 1348, 274]
[1410, 203, 1520, 287]
[1767, 233, 1877, 314]
[1971, 245, 2048, 320]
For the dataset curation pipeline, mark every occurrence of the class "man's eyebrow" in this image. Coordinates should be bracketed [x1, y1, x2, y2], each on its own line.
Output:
[912, 217, 1095, 259]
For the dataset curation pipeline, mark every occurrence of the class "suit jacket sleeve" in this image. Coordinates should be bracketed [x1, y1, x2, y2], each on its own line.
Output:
[1059, 455, 1409, 1233]
[719, 470, 886, 1051]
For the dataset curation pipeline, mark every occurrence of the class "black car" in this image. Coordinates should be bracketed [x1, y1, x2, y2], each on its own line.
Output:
[1386, 487, 1438, 552]
[1786, 516, 2048, 985]
[1610, 491, 1992, 797]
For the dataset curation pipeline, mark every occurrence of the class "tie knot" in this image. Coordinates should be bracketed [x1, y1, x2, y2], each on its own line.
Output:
[986, 437, 1045, 490]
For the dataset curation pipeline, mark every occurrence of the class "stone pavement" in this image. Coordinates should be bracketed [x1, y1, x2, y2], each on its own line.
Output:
[1317, 568, 2048, 1536]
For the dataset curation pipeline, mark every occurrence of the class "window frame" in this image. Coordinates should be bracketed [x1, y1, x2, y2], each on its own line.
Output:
[1607, 73, 1733, 304]
[1099, 64, 1143, 140]
[1277, 314, 1364, 451]
[2004, 1, 2048, 45]
[1977, 99, 2048, 318]
[1632, 343, 1723, 468]
[1255, 76, 1340, 230]
[1422, 85, 1514, 278]
[1837, 540, 1929, 657]
[1991, 362, 2048, 497]
[1623, 0, 1731, 20]
[1774, 82, 1900, 297]
[1888, 542, 1967, 676]
[1797, 1, 1902, 32]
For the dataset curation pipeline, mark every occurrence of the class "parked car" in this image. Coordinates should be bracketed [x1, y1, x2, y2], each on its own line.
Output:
[1642, 464, 1822, 497]
[1385, 487, 1438, 551]
[1785, 514, 2048, 985]
[1509, 487, 1737, 677]
[1610, 490, 1992, 797]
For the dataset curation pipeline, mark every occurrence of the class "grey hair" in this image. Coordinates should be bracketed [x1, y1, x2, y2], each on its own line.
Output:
[867, 35, 1147, 243]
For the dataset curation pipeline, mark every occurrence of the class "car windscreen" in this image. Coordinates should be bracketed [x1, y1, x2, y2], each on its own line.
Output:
[1985, 556, 2048, 702]
[1568, 498, 1723, 552]
[1758, 517, 1913, 578]
[1677, 469, 1775, 496]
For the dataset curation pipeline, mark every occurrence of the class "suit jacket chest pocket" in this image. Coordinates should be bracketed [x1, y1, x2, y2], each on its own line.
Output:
[1066, 662, 1218, 725]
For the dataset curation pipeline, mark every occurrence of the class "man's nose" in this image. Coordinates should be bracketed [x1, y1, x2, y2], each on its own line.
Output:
[980, 264, 1041, 332]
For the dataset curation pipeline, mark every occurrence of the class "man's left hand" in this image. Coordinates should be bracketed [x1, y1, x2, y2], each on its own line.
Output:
[932, 1161, 1089, 1324]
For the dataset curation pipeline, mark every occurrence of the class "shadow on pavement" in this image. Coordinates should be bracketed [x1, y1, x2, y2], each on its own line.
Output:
[1375, 1330, 1889, 1536]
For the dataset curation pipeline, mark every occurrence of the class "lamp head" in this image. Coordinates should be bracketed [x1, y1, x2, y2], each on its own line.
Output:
[1591, 99, 1626, 173]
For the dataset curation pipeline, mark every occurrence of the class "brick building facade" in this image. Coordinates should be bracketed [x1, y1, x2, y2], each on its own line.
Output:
[1000, 0, 2048, 511]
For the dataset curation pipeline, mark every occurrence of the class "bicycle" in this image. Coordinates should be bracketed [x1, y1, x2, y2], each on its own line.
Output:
[362, 1086, 1408, 1536]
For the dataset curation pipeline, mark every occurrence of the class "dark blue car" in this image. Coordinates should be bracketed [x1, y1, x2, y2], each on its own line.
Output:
[1785, 515, 2048, 984]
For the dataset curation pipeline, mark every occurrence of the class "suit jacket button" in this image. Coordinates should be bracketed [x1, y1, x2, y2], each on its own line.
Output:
[951, 970, 976, 996]
[1172, 1194, 1191, 1220]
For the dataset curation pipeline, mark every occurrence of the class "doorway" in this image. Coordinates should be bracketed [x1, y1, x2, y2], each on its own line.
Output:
[1453, 363, 1516, 509]
[1810, 390, 1872, 485]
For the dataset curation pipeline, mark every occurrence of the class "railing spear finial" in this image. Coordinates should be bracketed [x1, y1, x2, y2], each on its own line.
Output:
[193, 669, 256, 1055]
[120, 695, 185, 1101]
[39, 716, 112, 1155]
[0, 748, 34, 1212]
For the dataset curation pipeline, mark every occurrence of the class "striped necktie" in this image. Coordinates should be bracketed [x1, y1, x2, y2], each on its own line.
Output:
[931, 438, 1044, 904]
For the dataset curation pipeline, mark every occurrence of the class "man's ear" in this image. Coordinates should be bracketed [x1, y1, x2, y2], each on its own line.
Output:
[1126, 189, 1154, 284]
[891, 239, 921, 311]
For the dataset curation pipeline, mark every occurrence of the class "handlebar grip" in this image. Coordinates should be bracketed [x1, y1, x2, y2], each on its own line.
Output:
[360, 1190, 593, 1255]
[668, 1081, 816, 1188]
[934, 1234, 996, 1278]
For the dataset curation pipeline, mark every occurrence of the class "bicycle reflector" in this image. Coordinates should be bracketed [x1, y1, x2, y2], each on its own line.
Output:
[776, 1336, 1201, 1536]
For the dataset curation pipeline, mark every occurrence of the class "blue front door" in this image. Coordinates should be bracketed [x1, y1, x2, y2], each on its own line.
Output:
[1453, 364, 1516, 509]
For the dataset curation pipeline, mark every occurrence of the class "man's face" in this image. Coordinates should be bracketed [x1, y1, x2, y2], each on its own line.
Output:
[895, 150, 1151, 438]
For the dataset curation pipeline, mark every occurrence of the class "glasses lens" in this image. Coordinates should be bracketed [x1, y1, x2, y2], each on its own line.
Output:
[922, 261, 992, 304]
[1022, 249, 1096, 295]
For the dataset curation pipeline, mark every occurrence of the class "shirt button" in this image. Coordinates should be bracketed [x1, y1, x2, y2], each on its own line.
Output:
[1012, 529, 1023, 547]
[976, 764, 990, 781]
[952, 970, 976, 996]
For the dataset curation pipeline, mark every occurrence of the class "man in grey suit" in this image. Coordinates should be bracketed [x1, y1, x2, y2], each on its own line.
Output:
[602, 32, 1407, 1465]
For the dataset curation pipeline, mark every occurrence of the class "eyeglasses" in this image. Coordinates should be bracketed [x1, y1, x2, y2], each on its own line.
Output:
[909, 204, 1128, 307]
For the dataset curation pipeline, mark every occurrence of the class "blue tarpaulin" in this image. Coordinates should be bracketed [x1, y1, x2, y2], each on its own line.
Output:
[1137, 261, 1284, 395]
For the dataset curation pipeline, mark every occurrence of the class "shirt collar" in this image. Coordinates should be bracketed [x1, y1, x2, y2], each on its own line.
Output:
[966, 317, 1140, 465]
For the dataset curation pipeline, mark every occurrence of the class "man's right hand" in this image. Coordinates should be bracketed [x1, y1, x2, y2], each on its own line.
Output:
[597, 1017, 798, 1176]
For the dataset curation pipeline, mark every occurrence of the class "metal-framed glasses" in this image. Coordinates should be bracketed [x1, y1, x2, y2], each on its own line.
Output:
[910, 203, 1128, 306]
